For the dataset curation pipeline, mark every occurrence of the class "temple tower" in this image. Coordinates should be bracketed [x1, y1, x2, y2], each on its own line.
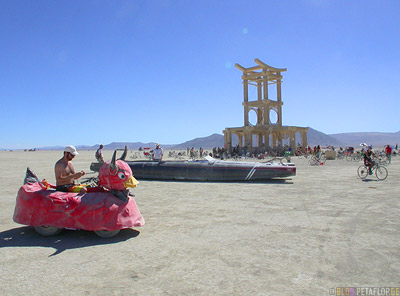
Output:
[223, 58, 308, 153]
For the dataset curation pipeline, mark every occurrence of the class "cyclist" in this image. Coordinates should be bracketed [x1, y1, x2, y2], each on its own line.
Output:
[363, 145, 375, 175]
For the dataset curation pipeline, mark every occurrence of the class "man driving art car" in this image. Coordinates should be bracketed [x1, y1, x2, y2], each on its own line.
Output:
[54, 145, 86, 193]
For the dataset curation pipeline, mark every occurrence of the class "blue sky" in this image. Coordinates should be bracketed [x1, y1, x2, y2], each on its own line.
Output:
[1, 0, 399, 149]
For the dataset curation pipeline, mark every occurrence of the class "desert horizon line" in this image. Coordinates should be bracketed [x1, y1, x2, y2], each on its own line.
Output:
[2, 128, 400, 151]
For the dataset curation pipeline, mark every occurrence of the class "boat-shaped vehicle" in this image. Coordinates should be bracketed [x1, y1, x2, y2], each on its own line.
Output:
[90, 156, 296, 181]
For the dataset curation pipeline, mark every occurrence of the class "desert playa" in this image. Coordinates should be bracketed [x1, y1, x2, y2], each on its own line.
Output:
[0, 150, 399, 295]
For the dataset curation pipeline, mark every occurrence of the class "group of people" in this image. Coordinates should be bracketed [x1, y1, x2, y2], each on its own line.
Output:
[185, 147, 206, 159]
[53, 142, 396, 191]
[212, 147, 227, 159]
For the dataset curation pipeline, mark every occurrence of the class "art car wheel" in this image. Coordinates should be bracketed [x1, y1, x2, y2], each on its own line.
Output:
[357, 166, 368, 180]
[94, 230, 120, 238]
[34, 226, 63, 236]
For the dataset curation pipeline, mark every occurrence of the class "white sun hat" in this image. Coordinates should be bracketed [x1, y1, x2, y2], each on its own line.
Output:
[64, 145, 79, 156]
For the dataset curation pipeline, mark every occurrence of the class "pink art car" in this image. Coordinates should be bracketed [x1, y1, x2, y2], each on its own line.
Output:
[13, 149, 144, 238]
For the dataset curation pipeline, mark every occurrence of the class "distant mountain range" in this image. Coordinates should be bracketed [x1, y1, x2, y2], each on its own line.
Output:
[302, 128, 398, 147]
[5, 128, 400, 151]
[171, 128, 399, 149]
[171, 134, 226, 149]
[328, 131, 400, 147]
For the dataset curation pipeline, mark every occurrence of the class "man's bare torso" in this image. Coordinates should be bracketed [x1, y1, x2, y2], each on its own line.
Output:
[55, 158, 75, 186]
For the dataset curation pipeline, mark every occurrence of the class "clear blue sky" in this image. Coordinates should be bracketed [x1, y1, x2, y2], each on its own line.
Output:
[1, 0, 399, 149]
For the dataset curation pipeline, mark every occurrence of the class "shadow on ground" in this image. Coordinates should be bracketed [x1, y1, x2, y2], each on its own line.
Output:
[0, 226, 140, 256]
[361, 179, 381, 182]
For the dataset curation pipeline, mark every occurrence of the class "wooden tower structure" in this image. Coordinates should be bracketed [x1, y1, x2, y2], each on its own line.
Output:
[223, 58, 308, 153]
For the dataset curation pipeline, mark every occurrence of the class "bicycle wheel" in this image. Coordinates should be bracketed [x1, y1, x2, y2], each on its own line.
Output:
[346, 155, 353, 162]
[375, 165, 388, 180]
[309, 157, 318, 166]
[382, 156, 390, 165]
[357, 165, 368, 179]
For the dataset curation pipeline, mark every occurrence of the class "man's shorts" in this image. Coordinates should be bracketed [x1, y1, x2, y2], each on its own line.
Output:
[56, 184, 85, 193]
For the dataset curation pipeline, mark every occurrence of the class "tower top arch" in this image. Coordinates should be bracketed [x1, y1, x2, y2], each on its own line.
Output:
[235, 58, 287, 73]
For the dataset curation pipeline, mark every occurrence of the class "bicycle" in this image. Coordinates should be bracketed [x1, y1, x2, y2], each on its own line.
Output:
[296, 151, 310, 159]
[346, 152, 362, 162]
[308, 152, 326, 166]
[374, 155, 390, 165]
[357, 162, 388, 180]
[336, 151, 345, 160]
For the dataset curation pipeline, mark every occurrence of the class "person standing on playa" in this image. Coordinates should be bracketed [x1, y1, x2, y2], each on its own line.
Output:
[385, 145, 392, 163]
[95, 144, 104, 163]
[152, 143, 163, 161]
[55, 145, 86, 192]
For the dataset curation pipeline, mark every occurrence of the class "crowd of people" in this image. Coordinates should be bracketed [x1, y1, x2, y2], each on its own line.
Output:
[96, 143, 399, 163]
[52, 142, 397, 194]
[181, 143, 399, 162]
